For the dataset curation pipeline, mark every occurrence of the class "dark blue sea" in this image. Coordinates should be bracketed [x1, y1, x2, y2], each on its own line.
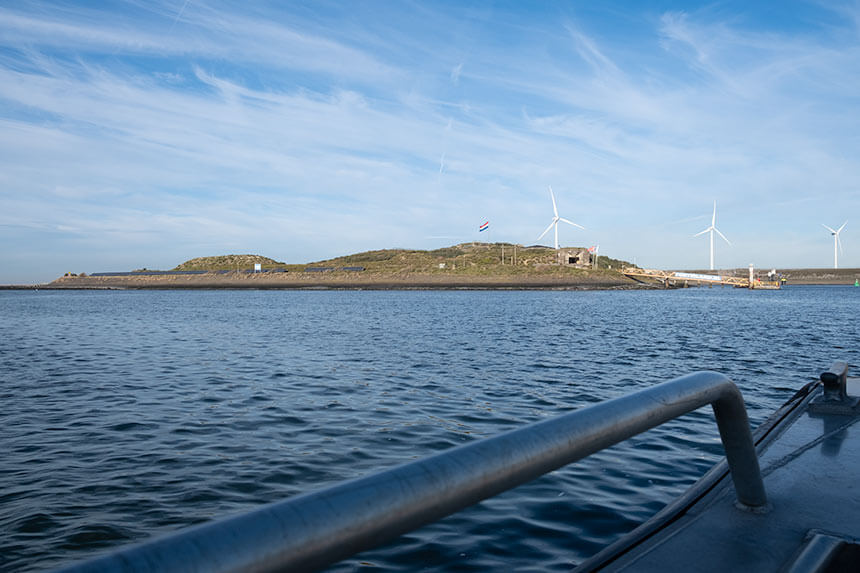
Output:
[2, 286, 858, 571]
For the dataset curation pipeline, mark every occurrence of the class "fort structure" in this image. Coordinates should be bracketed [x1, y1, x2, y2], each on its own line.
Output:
[556, 248, 593, 268]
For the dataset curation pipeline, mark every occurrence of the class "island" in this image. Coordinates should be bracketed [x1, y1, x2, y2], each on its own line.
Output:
[17, 243, 860, 290]
[44, 244, 643, 290]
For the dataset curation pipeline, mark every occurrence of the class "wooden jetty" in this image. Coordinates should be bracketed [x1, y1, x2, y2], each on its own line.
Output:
[622, 267, 781, 289]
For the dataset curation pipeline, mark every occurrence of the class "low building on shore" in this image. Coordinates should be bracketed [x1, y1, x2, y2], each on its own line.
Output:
[557, 248, 592, 268]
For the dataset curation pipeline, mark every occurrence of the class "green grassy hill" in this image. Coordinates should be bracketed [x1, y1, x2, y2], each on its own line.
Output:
[167, 244, 632, 277]
[172, 254, 287, 271]
[312, 243, 631, 276]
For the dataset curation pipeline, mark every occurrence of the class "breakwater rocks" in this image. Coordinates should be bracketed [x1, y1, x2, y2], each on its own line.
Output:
[779, 268, 860, 284]
[43, 270, 644, 291]
[25, 267, 859, 291]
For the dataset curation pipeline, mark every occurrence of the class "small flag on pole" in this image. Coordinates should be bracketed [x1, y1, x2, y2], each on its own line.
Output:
[479, 221, 489, 232]
[588, 245, 597, 253]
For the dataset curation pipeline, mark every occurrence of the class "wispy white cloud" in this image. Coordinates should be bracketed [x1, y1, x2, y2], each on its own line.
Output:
[565, 23, 623, 80]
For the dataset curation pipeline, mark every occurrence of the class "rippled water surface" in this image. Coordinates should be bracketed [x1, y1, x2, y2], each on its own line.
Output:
[2, 287, 858, 571]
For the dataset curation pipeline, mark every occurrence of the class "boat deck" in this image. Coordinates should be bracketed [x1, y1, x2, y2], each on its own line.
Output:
[584, 377, 860, 571]
[55, 367, 858, 572]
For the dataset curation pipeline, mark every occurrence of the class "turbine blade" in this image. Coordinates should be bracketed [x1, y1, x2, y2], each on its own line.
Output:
[537, 221, 554, 241]
[558, 217, 585, 230]
[715, 227, 731, 245]
[693, 228, 710, 237]
[823, 224, 836, 234]
[549, 186, 558, 217]
[712, 201, 716, 226]
[837, 221, 848, 233]
[838, 235, 844, 255]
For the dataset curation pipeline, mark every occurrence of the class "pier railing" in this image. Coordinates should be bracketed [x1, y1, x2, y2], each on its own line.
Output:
[57, 372, 766, 573]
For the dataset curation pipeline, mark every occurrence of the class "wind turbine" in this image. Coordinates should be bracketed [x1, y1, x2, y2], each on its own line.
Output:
[693, 201, 731, 271]
[822, 222, 847, 269]
[537, 186, 584, 250]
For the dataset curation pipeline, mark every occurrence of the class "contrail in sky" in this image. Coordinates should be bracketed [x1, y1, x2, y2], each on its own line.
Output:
[169, 0, 191, 34]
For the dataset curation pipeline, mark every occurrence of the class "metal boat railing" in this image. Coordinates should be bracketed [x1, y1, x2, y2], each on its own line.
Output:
[57, 371, 766, 573]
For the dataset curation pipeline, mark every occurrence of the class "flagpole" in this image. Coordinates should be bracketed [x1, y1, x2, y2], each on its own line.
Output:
[589, 244, 599, 269]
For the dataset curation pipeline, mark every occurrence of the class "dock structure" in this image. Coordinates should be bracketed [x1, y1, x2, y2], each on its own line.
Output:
[622, 267, 780, 289]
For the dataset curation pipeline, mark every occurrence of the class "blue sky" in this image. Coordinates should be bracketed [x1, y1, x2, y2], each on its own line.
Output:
[1, 1, 859, 283]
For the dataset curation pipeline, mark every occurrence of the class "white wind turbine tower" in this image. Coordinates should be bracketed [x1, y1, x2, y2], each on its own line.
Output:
[822, 222, 847, 269]
[537, 186, 584, 250]
[693, 201, 731, 271]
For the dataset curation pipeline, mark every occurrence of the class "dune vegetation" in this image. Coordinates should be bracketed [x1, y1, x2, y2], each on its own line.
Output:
[166, 243, 632, 278]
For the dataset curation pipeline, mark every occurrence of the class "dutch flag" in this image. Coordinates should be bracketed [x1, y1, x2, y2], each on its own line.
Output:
[479, 221, 489, 232]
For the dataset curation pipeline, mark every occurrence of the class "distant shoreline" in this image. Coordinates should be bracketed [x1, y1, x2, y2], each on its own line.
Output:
[2, 268, 858, 290]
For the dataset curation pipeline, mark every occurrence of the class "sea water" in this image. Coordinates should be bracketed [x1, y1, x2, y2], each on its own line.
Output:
[1, 286, 858, 571]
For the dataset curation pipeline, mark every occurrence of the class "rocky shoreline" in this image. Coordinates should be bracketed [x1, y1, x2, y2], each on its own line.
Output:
[4, 267, 857, 290]
[27, 271, 647, 290]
